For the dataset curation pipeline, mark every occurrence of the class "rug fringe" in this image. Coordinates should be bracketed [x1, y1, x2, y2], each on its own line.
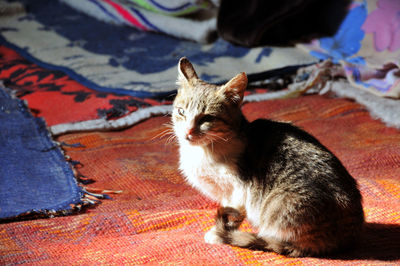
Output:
[84, 187, 123, 194]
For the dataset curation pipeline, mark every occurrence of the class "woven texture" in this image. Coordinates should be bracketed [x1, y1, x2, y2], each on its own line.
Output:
[0, 87, 83, 220]
[2, 95, 399, 264]
[0, 45, 168, 126]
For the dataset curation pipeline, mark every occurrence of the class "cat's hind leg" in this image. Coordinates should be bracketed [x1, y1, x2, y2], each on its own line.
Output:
[205, 206, 245, 244]
[213, 206, 266, 249]
[216, 206, 245, 231]
[213, 207, 312, 257]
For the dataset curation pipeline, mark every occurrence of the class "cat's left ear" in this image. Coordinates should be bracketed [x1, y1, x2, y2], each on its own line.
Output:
[177, 57, 198, 87]
[220, 72, 247, 105]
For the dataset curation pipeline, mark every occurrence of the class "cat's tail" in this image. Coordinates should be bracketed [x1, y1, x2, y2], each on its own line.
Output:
[215, 207, 302, 256]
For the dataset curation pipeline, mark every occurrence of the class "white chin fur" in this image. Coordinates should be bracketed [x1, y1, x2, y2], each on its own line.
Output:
[178, 135, 211, 147]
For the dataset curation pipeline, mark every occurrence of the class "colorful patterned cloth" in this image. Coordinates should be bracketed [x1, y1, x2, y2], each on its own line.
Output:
[126, 0, 213, 16]
[301, 0, 400, 98]
[0, 45, 169, 126]
[61, 0, 217, 43]
[0, 0, 316, 98]
[1, 95, 399, 264]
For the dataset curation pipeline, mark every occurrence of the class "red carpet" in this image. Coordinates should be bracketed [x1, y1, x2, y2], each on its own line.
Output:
[1, 40, 400, 264]
[2, 94, 399, 264]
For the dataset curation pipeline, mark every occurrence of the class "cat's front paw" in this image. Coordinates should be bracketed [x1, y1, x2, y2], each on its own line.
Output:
[204, 226, 223, 244]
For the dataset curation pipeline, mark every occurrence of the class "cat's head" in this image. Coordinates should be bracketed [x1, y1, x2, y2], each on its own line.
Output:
[172, 57, 247, 147]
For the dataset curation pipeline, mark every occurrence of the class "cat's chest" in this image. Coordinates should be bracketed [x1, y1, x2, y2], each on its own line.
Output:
[179, 144, 242, 204]
[179, 145, 234, 179]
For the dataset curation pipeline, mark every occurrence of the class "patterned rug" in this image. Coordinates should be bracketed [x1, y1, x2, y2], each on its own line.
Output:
[0, 45, 169, 126]
[1, 95, 399, 264]
[0, 44, 273, 132]
[0, 0, 315, 98]
[1, 0, 399, 263]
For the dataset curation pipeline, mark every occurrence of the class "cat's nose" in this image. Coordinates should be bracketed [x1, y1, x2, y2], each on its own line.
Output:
[186, 134, 193, 141]
[186, 128, 195, 141]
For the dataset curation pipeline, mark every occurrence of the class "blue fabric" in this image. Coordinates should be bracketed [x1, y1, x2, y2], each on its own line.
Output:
[0, 87, 83, 220]
[309, 2, 367, 64]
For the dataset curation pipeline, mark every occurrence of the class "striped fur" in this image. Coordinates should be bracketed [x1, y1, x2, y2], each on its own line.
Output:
[173, 58, 364, 257]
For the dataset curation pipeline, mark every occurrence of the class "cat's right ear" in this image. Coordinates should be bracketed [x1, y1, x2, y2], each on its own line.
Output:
[220, 72, 247, 105]
[177, 57, 198, 87]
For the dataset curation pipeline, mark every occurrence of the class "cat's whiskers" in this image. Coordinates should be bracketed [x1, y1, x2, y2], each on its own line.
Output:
[163, 122, 174, 129]
[151, 124, 177, 145]
[204, 132, 229, 143]
[151, 129, 172, 140]
[206, 136, 215, 153]
[151, 123, 175, 139]
[166, 134, 178, 145]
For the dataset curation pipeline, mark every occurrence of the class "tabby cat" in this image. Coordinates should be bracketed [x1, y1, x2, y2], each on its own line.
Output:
[172, 57, 364, 257]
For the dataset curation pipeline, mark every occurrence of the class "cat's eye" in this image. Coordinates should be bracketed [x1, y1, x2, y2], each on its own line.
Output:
[198, 114, 216, 124]
[177, 107, 185, 117]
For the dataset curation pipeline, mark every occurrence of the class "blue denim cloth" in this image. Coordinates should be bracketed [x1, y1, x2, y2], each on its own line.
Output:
[0, 87, 83, 220]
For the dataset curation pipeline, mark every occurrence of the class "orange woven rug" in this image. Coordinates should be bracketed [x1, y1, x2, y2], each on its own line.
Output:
[2, 95, 400, 265]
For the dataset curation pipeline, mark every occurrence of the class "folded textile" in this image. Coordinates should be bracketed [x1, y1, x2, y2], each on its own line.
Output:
[61, 0, 218, 43]
[0, 85, 96, 221]
[300, 0, 400, 98]
[281, 61, 400, 129]
[125, 0, 214, 16]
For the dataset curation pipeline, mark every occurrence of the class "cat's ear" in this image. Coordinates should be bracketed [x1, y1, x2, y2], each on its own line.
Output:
[177, 57, 198, 87]
[220, 72, 247, 105]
